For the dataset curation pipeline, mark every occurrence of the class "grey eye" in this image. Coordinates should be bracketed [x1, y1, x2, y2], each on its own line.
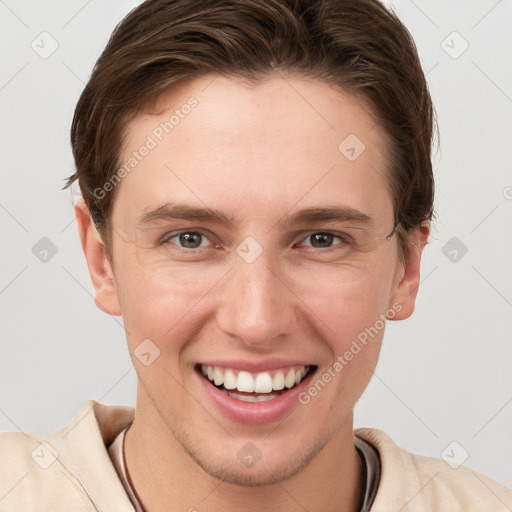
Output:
[308, 232, 335, 248]
[178, 232, 204, 248]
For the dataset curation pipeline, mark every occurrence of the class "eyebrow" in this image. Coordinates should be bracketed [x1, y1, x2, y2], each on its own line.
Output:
[136, 203, 238, 227]
[136, 202, 374, 229]
[281, 206, 373, 228]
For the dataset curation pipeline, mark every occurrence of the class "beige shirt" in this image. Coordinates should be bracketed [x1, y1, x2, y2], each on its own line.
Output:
[1, 399, 511, 511]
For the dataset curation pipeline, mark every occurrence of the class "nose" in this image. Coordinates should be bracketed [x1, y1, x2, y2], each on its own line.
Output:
[215, 251, 297, 349]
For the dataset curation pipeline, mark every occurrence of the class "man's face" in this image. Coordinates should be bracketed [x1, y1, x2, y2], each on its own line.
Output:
[100, 74, 411, 484]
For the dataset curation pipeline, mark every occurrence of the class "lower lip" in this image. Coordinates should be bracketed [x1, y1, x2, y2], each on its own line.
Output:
[196, 368, 316, 426]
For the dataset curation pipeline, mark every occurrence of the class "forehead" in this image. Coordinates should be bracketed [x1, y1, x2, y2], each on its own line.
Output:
[112, 74, 394, 229]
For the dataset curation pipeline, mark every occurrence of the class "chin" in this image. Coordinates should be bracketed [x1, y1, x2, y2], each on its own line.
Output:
[177, 428, 328, 487]
[192, 453, 313, 487]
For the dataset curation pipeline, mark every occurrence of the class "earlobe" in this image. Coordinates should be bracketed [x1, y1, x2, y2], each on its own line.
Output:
[74, 199, 122, 316]
[388, 222, 430, 321]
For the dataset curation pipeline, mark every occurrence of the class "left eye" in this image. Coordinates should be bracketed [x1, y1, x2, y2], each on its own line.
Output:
[299, 232, 343, 249]
[164, 231, 210, 249]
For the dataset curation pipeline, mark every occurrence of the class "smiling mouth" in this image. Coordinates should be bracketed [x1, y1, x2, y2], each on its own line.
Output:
[196, 364, 317, 402]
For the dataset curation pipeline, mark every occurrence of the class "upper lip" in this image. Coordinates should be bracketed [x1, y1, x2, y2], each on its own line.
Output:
[196, 359, 316, 373]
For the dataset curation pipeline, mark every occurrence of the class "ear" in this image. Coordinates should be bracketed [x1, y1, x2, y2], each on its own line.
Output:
[388, 221, 430, 320]
[74, 199, 122, 316]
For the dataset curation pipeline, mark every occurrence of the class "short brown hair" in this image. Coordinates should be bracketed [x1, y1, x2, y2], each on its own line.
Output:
[63, 0, 436, 262]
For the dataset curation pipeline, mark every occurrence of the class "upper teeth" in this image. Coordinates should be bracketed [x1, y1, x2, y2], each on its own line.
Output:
[200, 365, 309, 394]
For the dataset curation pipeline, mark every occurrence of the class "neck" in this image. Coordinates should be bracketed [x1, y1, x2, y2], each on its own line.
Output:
[124, 386, 363, 512]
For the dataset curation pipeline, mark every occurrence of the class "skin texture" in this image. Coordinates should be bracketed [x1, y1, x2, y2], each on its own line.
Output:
[75, 74, 429, 512]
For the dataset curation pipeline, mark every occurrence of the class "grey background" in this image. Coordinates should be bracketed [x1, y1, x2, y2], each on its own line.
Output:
[1, 0, 511, 488]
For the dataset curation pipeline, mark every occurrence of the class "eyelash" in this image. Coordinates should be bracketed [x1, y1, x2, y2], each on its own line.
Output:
[160, 230, 351, 253]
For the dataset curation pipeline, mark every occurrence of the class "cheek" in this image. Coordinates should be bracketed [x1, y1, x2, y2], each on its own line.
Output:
[298, 277, 391, 416]
[113, 253, 224, 349]
[293, 266, 394, 345]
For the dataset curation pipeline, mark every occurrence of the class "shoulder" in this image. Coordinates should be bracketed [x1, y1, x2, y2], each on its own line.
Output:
[0, 430, 94, 510]
[0, 400, 135, 511]
[355, 427, 512, 512]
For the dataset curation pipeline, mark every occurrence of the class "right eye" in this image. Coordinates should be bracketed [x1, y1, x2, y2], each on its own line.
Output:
[161, 231, 212, 250]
